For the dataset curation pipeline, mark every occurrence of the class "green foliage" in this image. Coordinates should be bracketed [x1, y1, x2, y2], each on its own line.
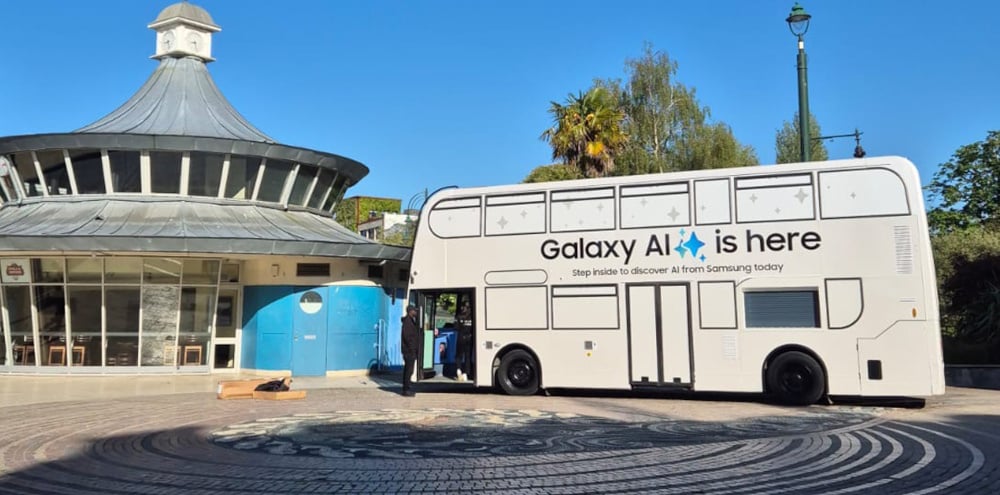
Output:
[383, 218, 416, 247]
[595, 43, 757, 175]
[334, 197, 402, 232]
[926, 130, 1000, 234]
[932, 226, 1000, 354]
[523, 163, 584, 183]
[670, 122, 759, 171]
[774, 112, 829, 163]
[540, 87, 627, 178]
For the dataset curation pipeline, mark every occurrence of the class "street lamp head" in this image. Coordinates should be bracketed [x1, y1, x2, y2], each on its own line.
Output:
[786, 3, 811, 37]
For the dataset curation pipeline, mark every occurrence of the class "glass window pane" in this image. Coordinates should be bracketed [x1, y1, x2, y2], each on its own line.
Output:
[67, 258, 102, 283]
[308, 170, 334, 209]
[32, 259, 64, 283]
[143, 258, 182, 284]
[213, 344, 235, 368]
[256, 159, 294, 203]
[179, 287, 216, 366]
[744, 290, 820, 328]
[11, 152, 43, 197]
[188, 152, 225, 197]
[68, 149, 105, 194]
[105, 258, 142, 284]
[220, 262, 240, 283]
[108, 150, 141, 193]
[5, 286, 33, 366]
[225, 155, 261, 199]
[288, 165, 317, 206]
[68, 286, 102, 366]
[215, 289, 238, 338]
[324, 175, 347, 211]
[182, 259, 220, 284]
[150, 151, 182, 194]
[37, 150, 71, 195]
[105, 286, 139, 366]
[106, 287, 140, 334]
[141, 285, 180, 366]
[35, 285, 66, 366]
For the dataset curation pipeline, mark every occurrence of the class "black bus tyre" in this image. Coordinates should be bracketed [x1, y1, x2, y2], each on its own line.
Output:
[766, 351, 825, 406]
[497, 349, 540, 396]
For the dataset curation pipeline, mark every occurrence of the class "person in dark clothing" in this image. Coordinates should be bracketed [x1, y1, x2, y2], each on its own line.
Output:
[454, 299, 473, 381]
[400, 304, 421, 396]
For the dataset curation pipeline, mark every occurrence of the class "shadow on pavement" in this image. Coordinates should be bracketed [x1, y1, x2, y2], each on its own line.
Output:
[0, 409, 996, 494]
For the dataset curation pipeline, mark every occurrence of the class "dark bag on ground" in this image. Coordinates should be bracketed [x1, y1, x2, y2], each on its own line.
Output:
[255, 379, 289, 392]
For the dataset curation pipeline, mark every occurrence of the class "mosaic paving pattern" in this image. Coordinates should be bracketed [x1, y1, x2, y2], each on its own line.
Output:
[211, 408, 873, 459]
[0, 389, 995, 494]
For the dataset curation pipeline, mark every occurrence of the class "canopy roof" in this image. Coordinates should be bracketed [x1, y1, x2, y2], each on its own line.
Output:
[0, 198, 410, 260]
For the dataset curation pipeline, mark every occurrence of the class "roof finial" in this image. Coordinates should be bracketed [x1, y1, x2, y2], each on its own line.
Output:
[148, 2, 221, 63]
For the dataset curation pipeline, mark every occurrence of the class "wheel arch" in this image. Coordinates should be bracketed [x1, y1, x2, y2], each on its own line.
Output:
[493, 343, 543, 388]
[761, 344, 829, 394]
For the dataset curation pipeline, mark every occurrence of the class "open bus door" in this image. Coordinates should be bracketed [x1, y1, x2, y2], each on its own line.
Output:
[417, 292, 437, 380]
[411, 290, 475, 383]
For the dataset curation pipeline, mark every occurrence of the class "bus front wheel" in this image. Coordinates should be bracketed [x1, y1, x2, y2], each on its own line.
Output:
[766, 351, 826, 406]
[497, 349, 540, 396]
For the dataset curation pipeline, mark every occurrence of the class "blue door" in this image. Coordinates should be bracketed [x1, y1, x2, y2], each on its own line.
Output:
[292, 288, 328, 376]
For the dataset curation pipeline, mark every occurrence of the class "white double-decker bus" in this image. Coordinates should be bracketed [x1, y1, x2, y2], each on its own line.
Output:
[407, 156, 945, 405]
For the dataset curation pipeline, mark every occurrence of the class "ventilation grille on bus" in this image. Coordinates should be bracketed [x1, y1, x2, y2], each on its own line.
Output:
[893, 226, 913, 275]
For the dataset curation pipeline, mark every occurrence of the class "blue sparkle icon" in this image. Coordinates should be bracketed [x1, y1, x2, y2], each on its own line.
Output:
[674, 240, 688, 258]
[683, 232, 705, 258]
[679, 228, 686, 236]
[699, 254, 707, 262]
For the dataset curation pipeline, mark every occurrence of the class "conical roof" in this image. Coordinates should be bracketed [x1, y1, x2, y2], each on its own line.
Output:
[151, 2, 218, 30]
[75, 56, 274, 143]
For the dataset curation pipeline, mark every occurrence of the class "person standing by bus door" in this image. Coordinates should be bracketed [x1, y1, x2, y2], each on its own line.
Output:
[455, 299, 473, 382]
[401, 305, 420, 397]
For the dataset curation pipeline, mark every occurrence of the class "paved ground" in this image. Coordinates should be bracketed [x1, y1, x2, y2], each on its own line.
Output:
[0, 375, 997, 494]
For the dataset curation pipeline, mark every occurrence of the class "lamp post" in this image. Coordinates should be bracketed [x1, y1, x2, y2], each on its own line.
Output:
[812, 129, 866, 159]
[787, 3, 812, 162]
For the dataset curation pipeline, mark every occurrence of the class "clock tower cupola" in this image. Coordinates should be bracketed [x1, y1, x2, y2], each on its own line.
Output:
[148, 1, 220, 62]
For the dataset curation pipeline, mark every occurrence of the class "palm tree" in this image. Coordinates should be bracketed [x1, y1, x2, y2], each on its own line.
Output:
[540, 87, 626, 178]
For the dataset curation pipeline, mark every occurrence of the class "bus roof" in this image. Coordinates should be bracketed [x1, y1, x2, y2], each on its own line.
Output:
[423, 156, 917, 206]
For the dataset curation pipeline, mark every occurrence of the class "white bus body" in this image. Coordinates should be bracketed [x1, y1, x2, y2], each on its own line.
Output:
[408, 156, 945, 404]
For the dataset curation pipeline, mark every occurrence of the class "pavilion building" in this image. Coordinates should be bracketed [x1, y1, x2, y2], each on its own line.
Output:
[0, 2, 410, 376]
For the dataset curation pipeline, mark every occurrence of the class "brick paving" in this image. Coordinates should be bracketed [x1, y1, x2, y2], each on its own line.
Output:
[0, 379, 997, 494]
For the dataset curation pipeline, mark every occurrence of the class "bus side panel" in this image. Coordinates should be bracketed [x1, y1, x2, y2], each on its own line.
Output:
[857, 321, 942, 396]
[689, 329, 748, 392]
[482, 330, 631, 390]
[738, 334, 861, 395]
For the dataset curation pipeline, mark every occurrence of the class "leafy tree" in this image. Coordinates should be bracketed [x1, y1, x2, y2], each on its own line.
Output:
[598, 43, 757, 174]
[671, 122, 758, 171]
[932, 226, 1000, 350]
[926, 130, 1000, 233]
[774, 112, 829, 163]
[383, 218, 416, 247]
[334, 197, 402, 232]
[540, 87, 627, 178]
[523, 163, 584, 183]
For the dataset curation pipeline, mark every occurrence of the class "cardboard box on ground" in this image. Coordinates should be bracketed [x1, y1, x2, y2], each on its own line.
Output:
[216, 377, 306, 400]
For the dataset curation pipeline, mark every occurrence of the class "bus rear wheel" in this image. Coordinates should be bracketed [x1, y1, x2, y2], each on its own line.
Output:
[766, 351, 825, 406]
[497, 349, 540, 396]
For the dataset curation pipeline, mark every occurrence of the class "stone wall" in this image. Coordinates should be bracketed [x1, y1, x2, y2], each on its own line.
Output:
[944, 365, 1000, 390]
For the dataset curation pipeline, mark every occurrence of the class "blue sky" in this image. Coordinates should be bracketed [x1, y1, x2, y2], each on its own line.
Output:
[2, 1, 997, 206]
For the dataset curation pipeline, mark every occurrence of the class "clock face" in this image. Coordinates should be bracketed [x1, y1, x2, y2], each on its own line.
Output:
[161, 31, 175, 51]
[186, 32, 203, 51]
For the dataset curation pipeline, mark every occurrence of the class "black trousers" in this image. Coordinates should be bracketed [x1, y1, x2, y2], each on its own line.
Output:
[402, 354, 416, 392]
[456, 332, 472, 376]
